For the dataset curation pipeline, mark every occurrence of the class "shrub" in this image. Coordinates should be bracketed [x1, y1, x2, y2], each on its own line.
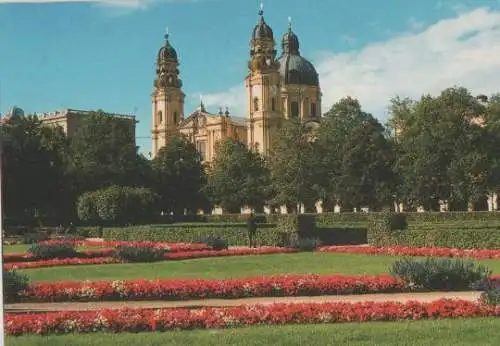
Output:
[75, 227, 102, 238]
[23, 232, 49, 244]
[481, 288, 500, 306]
[286, 237, 322, 252]
[76, 192, 99, 225]
[476, 278, 500, 306]
[390, 257, 491, 291]
[77, 186, 160, 227]
[3, 270, 30, 303]
[197, 236, 228, 250]
[27, 242, 77, 260]
[113, 245, 167, 262]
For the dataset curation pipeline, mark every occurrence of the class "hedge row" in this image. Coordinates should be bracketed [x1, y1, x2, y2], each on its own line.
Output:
[186, 211, 500, 226]
[102, 224, 283, 246]
[368, 213, 500, 249]
[100, 222, 367, 246]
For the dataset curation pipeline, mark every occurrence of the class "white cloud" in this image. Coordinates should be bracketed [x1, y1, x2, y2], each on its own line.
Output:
[193, 84, 246, 117]
[202, 7, 500, 122]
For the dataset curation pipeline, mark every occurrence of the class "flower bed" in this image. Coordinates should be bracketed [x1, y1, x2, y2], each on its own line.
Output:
[6, 299, 500, 336]
[318, 245, 500, 259]
[21, 274, 404, 302]
[4, 247, 297, 270]
[5, 257, 117, 270]
[3, 242, 212, 263]
[3, 249, 115, 263]
[39, 240, 211, 251]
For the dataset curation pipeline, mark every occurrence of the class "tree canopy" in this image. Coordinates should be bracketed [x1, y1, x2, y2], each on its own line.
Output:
[151, 134, 206, 216]
[207, 138, 270, 213]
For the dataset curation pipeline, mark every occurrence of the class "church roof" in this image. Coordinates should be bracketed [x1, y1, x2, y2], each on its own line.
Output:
[252, 5, 273, 40]
[278, 23, 319, 86]
[157, 31, 178, 62]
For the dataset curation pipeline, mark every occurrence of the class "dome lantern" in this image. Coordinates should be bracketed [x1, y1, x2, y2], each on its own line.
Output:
[157, 27, 178, 62]
[252, 2, 274, 40]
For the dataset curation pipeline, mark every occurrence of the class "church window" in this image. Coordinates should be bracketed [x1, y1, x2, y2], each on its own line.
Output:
[311, 102, 317, 117]
[271, 98, 276, 111]
[174, 111, 178, 124]
[254, 97, 259, 112]
[158, 110, 163, 123]
[291, 101, 299, 119]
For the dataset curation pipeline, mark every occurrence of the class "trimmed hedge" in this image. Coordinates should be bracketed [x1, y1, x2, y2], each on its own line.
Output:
[312, 227, 367, 245]
[101, 222, 367, 246]
[277, 214, 316, 237]
[202, 211, 500, 226]
[368, 212, 500, 248]
[103, 223, 282, 246]
[98, 211, 500, 249]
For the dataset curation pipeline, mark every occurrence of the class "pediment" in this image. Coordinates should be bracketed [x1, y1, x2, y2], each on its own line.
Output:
[179, 112, 207, 129]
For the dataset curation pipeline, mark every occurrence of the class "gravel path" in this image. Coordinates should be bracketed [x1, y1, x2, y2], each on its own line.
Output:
[6, 291, 482, 313]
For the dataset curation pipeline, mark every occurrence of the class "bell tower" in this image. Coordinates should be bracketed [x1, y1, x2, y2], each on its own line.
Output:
[151, 29, 185, 157]
[246, 3, 282, 156]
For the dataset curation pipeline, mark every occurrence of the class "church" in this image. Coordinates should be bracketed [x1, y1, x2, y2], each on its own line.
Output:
[151, 6, 322, 161]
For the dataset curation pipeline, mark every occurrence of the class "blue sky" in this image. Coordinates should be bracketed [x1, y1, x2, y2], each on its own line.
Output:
[1, 0, 500, 155]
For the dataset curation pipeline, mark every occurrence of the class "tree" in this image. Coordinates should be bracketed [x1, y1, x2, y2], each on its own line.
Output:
[151, 134, 206, 216]
[317, 97, 396, 211]
[390, 87, 488, 211]
[77, 186, 159, 227]
[207, 138, 270, 213]
[1, 114, 70, 225]
[268, 118, 319, 213]
[67, 110, 146, 196]
[483, 94, 500, 203]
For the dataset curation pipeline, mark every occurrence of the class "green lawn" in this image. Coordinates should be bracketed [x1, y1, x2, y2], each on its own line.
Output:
[6, 318, 500, 346]
[3, 244, 35, 253]
[18, 252, 500, 282]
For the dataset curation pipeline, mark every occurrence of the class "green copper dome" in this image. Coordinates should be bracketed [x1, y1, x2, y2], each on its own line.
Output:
[278, 26, 319, 86]
[158, 32, 178, 62]
[252, 8, 273, 40]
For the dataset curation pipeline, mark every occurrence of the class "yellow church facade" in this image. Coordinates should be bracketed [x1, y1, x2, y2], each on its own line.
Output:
[151, 7, 322, 161]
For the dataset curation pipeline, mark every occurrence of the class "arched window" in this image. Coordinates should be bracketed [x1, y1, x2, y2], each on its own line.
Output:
[271, 97, 276, 111]
[254, 97, 259, 112]
[174, 111, 178, 124]
[311, 102, 317, 118]
[158, 110, 163, 124]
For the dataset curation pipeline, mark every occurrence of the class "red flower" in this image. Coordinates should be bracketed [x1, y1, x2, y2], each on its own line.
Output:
[5, 299, 499, 336]
[22, 274, 404, 302]
[318, 246, 500, 259]
[4, 247, 297, 270]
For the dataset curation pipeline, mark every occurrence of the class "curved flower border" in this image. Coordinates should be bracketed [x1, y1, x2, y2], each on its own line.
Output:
[21, 274, 404, 302]
[6, 299, 500, 336]
[4, 241, 212, 263]
[318, 245, 500, 259]
[4, 247, 298, 270]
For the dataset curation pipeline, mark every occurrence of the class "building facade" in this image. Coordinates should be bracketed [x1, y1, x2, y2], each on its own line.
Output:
[151, 7, 321, 160]
[36, 108, 137, 144]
